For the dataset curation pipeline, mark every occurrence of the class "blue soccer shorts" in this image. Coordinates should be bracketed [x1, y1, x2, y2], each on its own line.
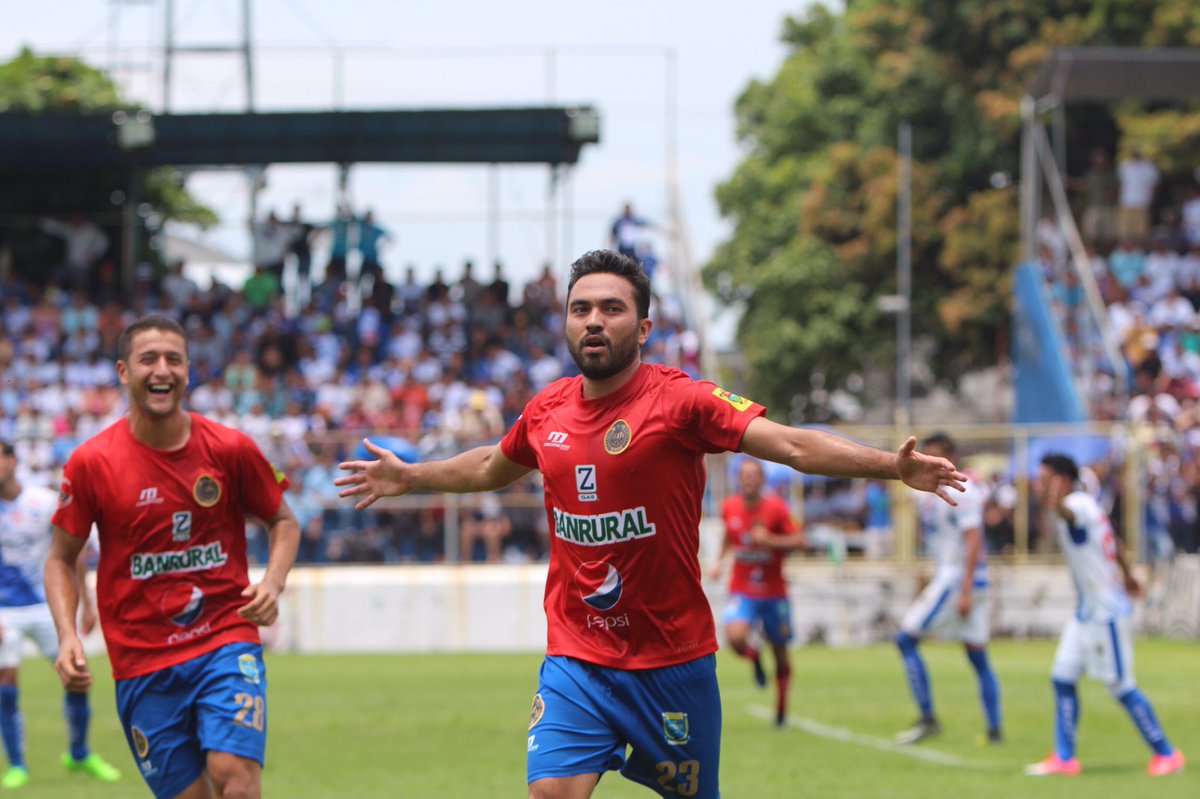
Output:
[527, 654, 721, 798]
[115, 642, 268, 799]
[722, 594, 793, 645]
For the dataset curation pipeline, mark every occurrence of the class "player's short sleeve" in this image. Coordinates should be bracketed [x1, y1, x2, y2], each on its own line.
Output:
[233, 433, 289, 522]
[1062, 493, 1098, 544]
[955, 481, 985, 532]
[52, 450, 99, 539]
[499, 406, 539, 470]
[665, 378, 766, 453]
[770, 498, 797, 534]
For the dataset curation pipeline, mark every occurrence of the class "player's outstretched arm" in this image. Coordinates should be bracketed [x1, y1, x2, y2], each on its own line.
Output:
[740, 418, 966, 505]
[336, 438, 533, 510]
[239, 497, 301, 627]
[44, 526, 92, 691]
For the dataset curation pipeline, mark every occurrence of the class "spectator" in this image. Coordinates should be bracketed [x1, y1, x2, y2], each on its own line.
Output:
[610, 202, 653, 260]
[1069, 148, 1119, 246]
[1117, 146, 1160, 242]
[38, 214, 109, 295]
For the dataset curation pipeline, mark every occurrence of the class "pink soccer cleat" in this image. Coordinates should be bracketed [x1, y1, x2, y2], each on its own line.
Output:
[1024, 753, 1081, 776]
[1147, 750, 1185, 777]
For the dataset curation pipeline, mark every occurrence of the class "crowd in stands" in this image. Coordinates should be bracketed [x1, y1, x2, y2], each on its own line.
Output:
[1041, 145, 1200, 557]
[0, 203, 706, 565]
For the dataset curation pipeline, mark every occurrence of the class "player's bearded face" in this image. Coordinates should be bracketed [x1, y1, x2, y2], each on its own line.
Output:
[565, 274, 650, 381]
[118, 330, 190, 418]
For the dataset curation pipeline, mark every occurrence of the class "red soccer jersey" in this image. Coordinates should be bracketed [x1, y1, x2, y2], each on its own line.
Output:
[501, 363, 765, 670]
[721, 493, 795, 600]
[53, 414, 288, 680]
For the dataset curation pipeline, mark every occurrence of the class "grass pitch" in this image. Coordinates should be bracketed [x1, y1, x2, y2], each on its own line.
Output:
[6, 639, 1197, 797]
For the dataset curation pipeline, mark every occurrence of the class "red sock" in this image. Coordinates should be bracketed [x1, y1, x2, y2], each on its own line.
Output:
[776, 672, 791, 716]
[741, 646, 760, 662]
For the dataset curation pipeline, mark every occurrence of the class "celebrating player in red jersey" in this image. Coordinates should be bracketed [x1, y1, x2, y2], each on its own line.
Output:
[337, 250, 965, 799]
[44, 316, 300, 799]
[710, 458, 806, 728]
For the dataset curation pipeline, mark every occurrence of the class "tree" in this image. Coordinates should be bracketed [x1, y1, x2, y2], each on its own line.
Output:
[704, 0, 1200, 421]
[0, 48, 216, 282]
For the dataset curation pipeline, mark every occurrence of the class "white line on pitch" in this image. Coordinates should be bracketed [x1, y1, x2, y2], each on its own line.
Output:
[746, 706, 987, 769]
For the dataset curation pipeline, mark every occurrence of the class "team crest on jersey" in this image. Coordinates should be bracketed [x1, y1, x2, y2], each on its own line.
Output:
[239, 653, 260, 684]
[712, 387, 753, 412]
[57, 490, 73, 510]
[661, 712, 690, 745]
[193, 475, 221, 508]
[575, 561, 624, 611]
[131, 726, 150, 759]
[529, 694, 545, 729]
[603, 419, 632, 455]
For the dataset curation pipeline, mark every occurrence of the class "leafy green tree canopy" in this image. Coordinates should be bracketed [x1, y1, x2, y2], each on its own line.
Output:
[704, 0, 1200, 421]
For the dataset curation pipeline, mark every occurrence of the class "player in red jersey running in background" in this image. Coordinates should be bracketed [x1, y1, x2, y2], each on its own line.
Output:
[44, 315, 300, 799]
[709, 458, 806, 727]
[338, 250, 965, 799]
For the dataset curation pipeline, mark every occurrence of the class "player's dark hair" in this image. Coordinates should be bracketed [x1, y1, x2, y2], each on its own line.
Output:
[0, 440, 13, 457]
[566, 249, 652, 320]
[118, 315, 189, 362]
[920, 431, 956, 455]
[1041, 453, 1079, 483]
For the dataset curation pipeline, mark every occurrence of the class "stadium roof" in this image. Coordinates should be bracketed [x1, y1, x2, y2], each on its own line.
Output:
[0, 106, 601, 173]
[1028, 47, 1200, 104]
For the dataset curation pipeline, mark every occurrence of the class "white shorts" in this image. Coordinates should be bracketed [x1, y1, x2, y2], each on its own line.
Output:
[900, 576, 990, 646]
[1051, 615, 1137, 693]
[0, 603, 59, 669]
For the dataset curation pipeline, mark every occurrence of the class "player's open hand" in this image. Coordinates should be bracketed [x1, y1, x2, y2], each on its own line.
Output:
[238, 580, 282, 626]
[896, 437, 966, 506]
[54, 635, 92, 691]
[336, 438, 414, 510]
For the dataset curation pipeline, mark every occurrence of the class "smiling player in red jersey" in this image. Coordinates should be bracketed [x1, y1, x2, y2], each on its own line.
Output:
[44, 315, 300, 799]
[337, 250, 966, 799]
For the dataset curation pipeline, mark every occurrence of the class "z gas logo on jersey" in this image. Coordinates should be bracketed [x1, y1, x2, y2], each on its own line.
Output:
[553, 507, 656, 546]
[575, 465, 597, 502]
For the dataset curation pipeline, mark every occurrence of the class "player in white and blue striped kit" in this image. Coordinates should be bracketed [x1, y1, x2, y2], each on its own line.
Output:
[894, 433, 1002, 746]
[1026, 453, 1185, 777]
[0, 441, 120, 788]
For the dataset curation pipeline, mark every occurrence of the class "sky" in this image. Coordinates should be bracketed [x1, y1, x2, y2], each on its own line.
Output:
[2, 0, 810, 314]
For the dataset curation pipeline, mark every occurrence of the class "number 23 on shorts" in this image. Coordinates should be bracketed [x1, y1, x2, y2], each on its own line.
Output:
[656, 759, 700, 796]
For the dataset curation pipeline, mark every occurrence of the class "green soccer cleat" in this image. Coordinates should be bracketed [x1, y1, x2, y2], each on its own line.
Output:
[62, 752, 122, 782]
[0, 766, 30, 789]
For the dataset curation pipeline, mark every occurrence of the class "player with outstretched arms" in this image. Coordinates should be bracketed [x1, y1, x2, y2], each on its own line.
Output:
[709, 458, 806, 728]
[338, 250, 965, 799]
[893, 433, 1002, 745]
[1025, 453, 1184, 777]
[44, 315, 300, 799]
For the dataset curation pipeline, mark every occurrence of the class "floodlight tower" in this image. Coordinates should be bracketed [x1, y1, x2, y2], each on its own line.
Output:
[161, 0, 255, 112]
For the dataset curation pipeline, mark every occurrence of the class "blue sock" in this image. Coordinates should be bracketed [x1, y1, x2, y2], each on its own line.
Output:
[1053, 680, 1079, 761]
[1117, 688, 1173, 757]
[896, 632, 933, 719]
[966, 647, 1002, 732]
[64, 691, 91, 762]
[0, 685, 24, 769]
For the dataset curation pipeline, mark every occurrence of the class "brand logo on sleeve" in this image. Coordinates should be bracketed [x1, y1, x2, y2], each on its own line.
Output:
[544, 431, 571, 450]
[137, 487, 163, 507]
[712, 387, 753, 412]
